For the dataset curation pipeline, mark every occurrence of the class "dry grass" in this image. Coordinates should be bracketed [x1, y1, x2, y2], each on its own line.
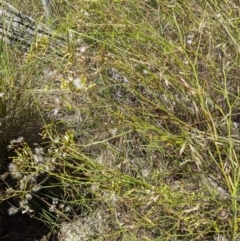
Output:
[1, 0, 240, 240]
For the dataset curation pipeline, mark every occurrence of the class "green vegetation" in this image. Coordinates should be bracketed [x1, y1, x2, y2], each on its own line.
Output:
[1, 0, 240, 240]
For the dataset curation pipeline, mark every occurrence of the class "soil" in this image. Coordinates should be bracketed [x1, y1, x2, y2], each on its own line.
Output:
[0, 206, 56, 241]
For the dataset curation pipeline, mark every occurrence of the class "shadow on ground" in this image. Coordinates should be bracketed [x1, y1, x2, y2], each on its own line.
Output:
[0, 201, 57, 241]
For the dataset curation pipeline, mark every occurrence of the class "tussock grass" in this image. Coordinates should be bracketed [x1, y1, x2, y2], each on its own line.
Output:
[1, 0, 240, 240]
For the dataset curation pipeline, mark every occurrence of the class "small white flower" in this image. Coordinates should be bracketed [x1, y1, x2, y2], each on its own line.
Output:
[32, 184, 42, 192]
[216, 13, 222, 19]
[187, 34, 194, 40]
[49, 205, 56, 212]
[8, 163, 16, 173]
[141, 168, 150, 177]
[22, 205, 34, 214]
[45, 165, 50, 172]
[150, 195, 159, 202]
[8, 163, 22, 179]
[65, 206, 71, 212]
[79, 46, 87, 53]
[186, 34, 194, 45]
[73, 77, 84, 89]
[8, 206, 19, 216]
[25, 193, 32, 200]
[91, 183, 100, 192]
[8, 137, 24, 149]
[33, 154, 44, 163]
[35, 147, 44, 156]
[12, 171, 22, 179]
[109, 128, 117, 136]
[17, 137, 24, 143]
[30, 174, 37, 183]
[52, 198, 58, 205]
[19, 176, 29, 190]
[53, 108, 59, 117]
[19, 181, 25, 190]
[59, 204, 65, 209]
[187, 39, 193, 45]
[51, 157, 56, 163]
[96, 212, 102, 220]
[6, 187, 14, 194]
[110, 194, 118, 205]
[0, 172, 8, 181]
[53, 137, 60, 144]
[143, 69, 148, 75]
[19, 200, 28, 208]
[54, 97, 61, 105]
